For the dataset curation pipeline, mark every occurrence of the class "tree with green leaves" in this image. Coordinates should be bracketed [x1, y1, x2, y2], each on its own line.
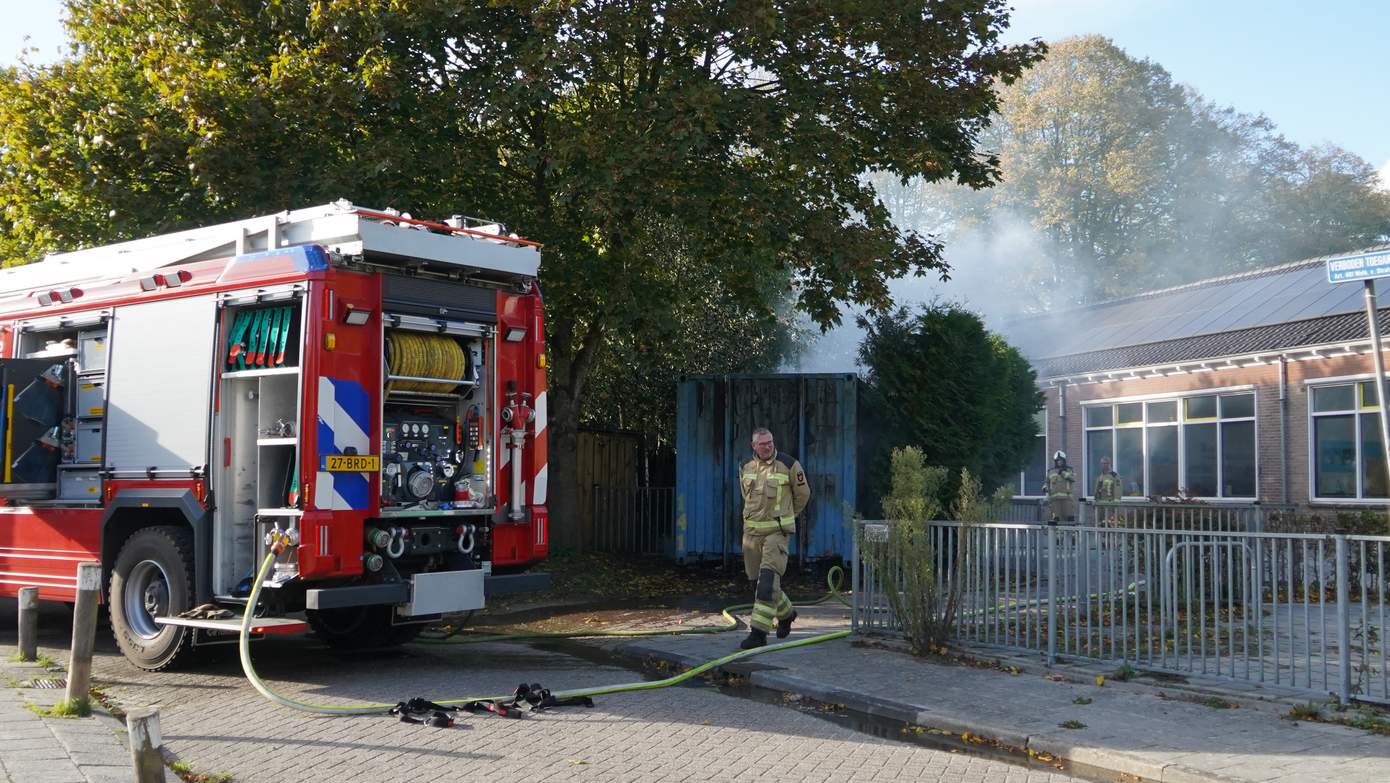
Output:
[858, 303, 1042, 511]
[577, 217, 807, 441]
[985, 35, 1390, 303]
[0, 1, 1043, 532]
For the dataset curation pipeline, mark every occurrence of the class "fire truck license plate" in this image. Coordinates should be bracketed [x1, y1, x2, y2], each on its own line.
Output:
[323, 455, 380, 472]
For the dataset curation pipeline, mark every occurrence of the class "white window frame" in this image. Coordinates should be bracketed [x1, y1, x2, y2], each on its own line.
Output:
[1307, 375, 1390, 504]
[1080, 387, 1259, 501]
[1014, 409, 1048, 499]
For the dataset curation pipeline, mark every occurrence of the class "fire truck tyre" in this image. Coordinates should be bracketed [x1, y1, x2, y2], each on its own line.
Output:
[305, 605, 421, 649]
[109, 527, 196, 671]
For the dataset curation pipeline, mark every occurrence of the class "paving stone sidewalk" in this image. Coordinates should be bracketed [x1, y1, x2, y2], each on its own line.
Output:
[0, 654, 175, 783]
[578, 603, 1390, 783]
[1, 599, 1085, 783]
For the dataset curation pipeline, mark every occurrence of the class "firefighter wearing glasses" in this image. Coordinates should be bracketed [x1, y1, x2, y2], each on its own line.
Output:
[739, 427, 811, 649]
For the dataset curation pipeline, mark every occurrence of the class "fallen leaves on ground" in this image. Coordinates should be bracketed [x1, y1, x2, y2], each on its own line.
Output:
[1059, 719, 1086, 730]
[532, 552, 828, 603]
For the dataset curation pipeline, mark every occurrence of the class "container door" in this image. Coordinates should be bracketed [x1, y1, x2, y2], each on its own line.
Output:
[104, 295, 218, 477]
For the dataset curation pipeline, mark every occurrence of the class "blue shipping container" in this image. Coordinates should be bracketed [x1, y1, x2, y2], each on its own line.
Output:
[675, 374, 859, 562]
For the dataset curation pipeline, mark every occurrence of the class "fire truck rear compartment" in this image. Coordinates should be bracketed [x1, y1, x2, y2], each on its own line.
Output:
[211, 296, 497, 619]
[213, 296, 306, 599]
[371, 323, 493, 606]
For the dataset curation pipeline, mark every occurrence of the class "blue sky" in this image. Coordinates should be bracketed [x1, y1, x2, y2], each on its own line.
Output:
[4, 0, 1389, 180]
[1001, 0, 1390, 182]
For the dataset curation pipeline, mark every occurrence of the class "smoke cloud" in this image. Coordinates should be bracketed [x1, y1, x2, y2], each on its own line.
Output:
[784, 184, 1067, 373]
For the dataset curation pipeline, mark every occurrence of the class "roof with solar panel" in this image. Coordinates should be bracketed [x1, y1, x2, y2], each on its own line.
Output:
[1000, 244, 1390, 378]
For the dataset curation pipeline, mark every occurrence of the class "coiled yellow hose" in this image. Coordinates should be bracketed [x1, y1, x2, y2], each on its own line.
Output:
[386, 332, 467, 394]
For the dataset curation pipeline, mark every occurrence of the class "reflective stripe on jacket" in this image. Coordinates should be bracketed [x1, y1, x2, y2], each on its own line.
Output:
[1045, 466, 1075, 498]
[741, 452, 811, 533]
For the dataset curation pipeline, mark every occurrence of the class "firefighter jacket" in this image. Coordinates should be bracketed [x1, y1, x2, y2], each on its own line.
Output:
[740, 452, 811, 535]
[1044, 466, 1076, 499]
[1094, 471, 1122, 503]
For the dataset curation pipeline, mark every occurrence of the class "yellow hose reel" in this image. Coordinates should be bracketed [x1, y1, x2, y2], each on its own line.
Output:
[386, 332, 468, 394]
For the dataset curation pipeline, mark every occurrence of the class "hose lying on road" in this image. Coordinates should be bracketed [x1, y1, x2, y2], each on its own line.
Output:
[238, 549, 851, 716]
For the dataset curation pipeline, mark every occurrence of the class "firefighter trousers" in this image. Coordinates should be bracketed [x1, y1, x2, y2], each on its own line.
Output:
[1048, 496, 1076, 523]
[743, 528, 794, 633]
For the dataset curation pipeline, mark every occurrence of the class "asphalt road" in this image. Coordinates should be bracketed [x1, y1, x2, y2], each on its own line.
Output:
[0, 601, 1085, 783]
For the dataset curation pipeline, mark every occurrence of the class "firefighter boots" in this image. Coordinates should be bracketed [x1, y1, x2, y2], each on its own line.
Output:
[776, 610, 797, 639]
[740, 628, 767, 650]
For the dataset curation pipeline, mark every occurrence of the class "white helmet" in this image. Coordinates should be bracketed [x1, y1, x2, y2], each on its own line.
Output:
[1053, 450, 1067, 461]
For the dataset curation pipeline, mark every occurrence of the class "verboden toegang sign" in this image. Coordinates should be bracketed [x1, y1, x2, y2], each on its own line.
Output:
[1327, 249, 1390, 284]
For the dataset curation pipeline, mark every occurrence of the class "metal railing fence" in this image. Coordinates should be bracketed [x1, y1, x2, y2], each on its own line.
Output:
[590, 486, 675, 556]
[999, 500, 1296, 530]
[853, 519, 1390, 704]
[1001, 499, 1046, 523]
[1082, 501, 1298, 532]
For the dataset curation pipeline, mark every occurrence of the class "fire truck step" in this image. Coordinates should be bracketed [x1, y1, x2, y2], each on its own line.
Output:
[154, 615, 308, 635]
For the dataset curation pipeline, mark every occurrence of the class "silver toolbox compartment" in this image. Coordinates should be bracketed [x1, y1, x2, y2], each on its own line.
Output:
[75, 423, 103, 464]
[58, 467, 101, 500]
[404, 569, 485, 616]
[75, 378, 104, 418]
[77, 329, 107, 372]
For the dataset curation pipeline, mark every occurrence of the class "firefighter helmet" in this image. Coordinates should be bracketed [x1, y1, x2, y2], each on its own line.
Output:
[1053, 450, 1067, 461]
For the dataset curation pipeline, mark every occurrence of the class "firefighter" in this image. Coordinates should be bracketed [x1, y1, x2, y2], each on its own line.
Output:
[1042, 450, 1076, 523]
[1093, 456, 1122, 526]
[738, 427, 811, 650]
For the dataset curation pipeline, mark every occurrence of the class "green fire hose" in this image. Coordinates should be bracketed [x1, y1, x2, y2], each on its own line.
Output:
[238, 547, 852, 716]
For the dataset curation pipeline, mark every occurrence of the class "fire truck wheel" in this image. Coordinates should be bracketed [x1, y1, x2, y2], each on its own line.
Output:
[305, 605, 422, 649]
[109, 527, 196, 671]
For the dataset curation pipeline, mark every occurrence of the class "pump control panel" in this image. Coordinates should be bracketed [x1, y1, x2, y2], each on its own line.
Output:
[381, 414, 465, 505]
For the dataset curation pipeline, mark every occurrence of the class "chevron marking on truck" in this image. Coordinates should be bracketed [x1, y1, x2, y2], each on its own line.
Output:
[315, 376, 372, 511]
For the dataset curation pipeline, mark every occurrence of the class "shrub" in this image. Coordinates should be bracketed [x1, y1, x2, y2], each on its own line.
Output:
[859, 448, 1009, 655]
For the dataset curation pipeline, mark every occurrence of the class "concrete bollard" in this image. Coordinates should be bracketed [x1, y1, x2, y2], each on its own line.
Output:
[126, 707, 164, 783]
[17, 586, 38, 662]
[64, 562, 102, 709]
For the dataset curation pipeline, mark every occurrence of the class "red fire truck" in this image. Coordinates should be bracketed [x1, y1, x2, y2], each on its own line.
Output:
[0, 201, 550, 669]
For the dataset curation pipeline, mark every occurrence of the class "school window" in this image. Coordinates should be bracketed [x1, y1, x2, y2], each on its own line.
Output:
[1014, 409, 1047, 497]
[1082, 392, 1257, 499]
[1310, 380, 1390, 500]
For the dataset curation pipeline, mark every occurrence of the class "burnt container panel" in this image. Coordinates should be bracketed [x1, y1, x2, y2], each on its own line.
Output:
[675, 374, 858, 562]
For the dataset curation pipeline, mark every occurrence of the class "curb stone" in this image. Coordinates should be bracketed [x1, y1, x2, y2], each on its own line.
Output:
[1028, 735, 1172, 781]
[1160, 764, 1253, 783]
[611, 639, 1266, 783]
[861, 634, 1326, 713]
[751, 671, 920, 724]
[0, 651, 178, 783]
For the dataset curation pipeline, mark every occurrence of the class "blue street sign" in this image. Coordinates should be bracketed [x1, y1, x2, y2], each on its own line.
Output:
[1327, 248, 1390, 284]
